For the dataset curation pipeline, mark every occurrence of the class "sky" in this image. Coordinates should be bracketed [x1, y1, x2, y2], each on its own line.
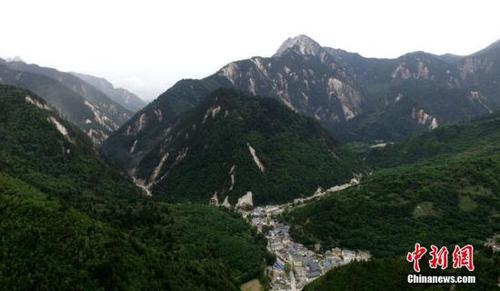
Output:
[1, 0, 500, 101]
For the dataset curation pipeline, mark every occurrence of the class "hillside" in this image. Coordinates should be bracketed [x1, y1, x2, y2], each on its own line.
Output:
[336, 80, 493, 141]
[71, 72, 146, 112]
[0, 59, 132, 143]
[303, 251, 500, 291]
[101, 77, 227, 171]
[103, 88, 360, 206]
[286, 154, 500, 257]
[0, 172, 167, 290]
[286, 112, 500, 257]
[366, 111, 500, 168]
[0, 84, 272, 290]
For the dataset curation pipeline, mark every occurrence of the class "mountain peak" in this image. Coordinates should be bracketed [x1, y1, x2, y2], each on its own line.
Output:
[274, 34, 322, 57]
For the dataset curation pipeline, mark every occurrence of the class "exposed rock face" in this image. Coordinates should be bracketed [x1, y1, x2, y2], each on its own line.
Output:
[102, 35, 500, 177]
[103, 89, 358, 205]
[0, 59, 132, 144]
[247, 144, 265, 173]
[388, 53, 463, 87]
[213, 37, 499, 140]
[236, 191, 254, 209]
[127, 113, 147, 136]
[327, 77, 362, 120]
[467, 91, 493, 113]
[274, 34, 323, 57]
[71, 72, 146, 112]
[216, 49, 364, 126]
[47, 116, 70, 138]
[411, 108, 439, 130]
[25, 95, 51, 111]
[391, 61, 430, 80]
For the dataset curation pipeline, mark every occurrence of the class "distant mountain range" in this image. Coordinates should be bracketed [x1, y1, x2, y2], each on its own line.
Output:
[0, 58, 144, 143]
[103, 35, 500, 149]
[5, 36, 500, 146]
[71, 72, 146, 112]
[101, 35, 500, 203]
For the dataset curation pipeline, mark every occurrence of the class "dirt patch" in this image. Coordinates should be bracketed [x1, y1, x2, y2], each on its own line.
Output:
[241, 279, 263, 291]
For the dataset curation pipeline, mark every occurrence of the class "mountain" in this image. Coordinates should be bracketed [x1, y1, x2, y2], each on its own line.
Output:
[285, 112, 500, 257]
[71, 72, 146, 112]
[102, 88, 359, 205]
[104, 35, 500, 154]
[289, 38, 499, 140]
[366, 110, 500, 168]
[275, 34, 324, 57]
[102, 34, 370, 158]
[458, 39, 500, 104]
[327, 49, 496, 141]
[214, 34, 367, 128]
[0, 84, 272, 289]
[0, 58, 133, 144]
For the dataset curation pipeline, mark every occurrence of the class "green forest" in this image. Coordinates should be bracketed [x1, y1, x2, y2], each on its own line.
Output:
[303, 251, 500, 291]
[288, 105, 500, 256]
[289, 106, 500, 289]
[286, 153, 500, 257]
[0, 84, 273, 290]
[134, 89, 360, 205]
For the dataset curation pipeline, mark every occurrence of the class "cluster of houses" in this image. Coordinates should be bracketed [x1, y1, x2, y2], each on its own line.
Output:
[242, 205, 370, 290]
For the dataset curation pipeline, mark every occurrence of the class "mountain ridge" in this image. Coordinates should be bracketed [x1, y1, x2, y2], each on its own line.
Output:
[104, 35, 500, 150]
[103, 88, 360, 205]
[71, 71, 146, 112]
[0, 83, 272, 289]
[0, 58, 133, 143]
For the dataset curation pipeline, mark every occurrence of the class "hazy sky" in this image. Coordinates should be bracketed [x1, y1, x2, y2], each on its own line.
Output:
[1, 0, 499, 100]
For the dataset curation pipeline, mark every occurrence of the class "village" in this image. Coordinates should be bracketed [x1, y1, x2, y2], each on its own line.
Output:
[239, 177, 371, 291]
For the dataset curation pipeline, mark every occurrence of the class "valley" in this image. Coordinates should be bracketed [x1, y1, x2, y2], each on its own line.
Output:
[1, 22, 500, 290]
[239, 177, 368, 290]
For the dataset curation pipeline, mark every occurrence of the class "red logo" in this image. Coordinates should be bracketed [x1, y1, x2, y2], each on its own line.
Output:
[406, 243, 427, 272]
[429, 245, 449, 270]
[407, 243, 474, 272]
[452, 244, 475, 271]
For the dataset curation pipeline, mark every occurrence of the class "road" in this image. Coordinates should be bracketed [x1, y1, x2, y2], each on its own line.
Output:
[289, 253, 297, 291]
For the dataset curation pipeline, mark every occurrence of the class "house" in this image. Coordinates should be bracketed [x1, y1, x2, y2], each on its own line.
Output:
[270, 241, 283, 251]
[273, 258, 286, 271]
[306, 260, 322, 278]
[331, 247, 342, 257]
[292, 254, 304, 267]
[323, 259, 333, 271]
